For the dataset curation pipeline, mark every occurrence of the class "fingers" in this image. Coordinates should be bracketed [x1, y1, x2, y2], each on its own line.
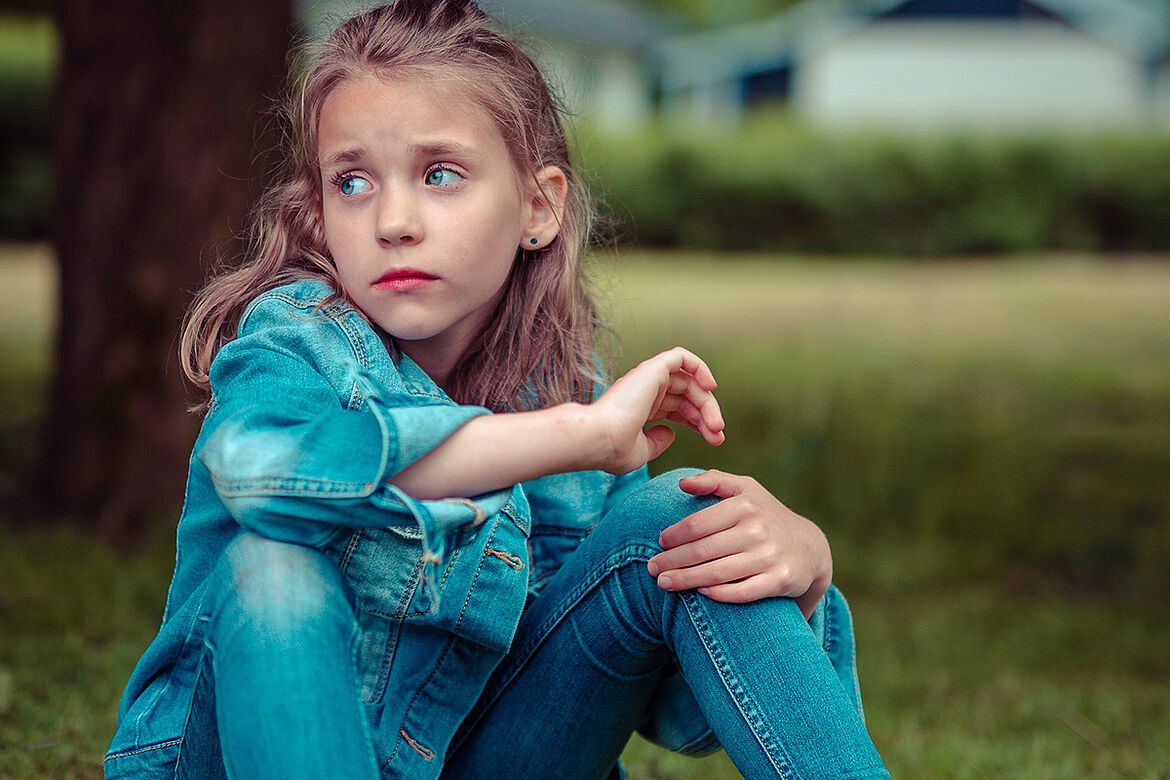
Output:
[647, 521, 750, 576]
[652, 346, 718, 392]
[619, 348, 724, 448]
[654, 362, 724, 445]
[699, 578, 793, 606]
[651, 552, 759, 592]
[677, 469, 756, 500]
[656, 491, 744, 549]
[650, 546, 818, 612]
[660, 398, 724, 446]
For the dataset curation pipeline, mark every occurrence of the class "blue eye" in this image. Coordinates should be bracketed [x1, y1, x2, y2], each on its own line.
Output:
[425, 167, 462, 186]
[338, 175, 371, 196]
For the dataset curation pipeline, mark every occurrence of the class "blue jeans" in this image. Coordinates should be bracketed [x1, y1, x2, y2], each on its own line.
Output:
[443, 470, 888, 779]
[174, 472, 886, 779]
[173, 533, 380, 780]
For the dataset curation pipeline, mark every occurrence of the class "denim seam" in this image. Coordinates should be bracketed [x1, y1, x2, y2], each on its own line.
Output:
[384, 519, 502, 771]
[499, 500, 530, 535]
[528, 568, 561, 587]
[368, 617, 403, 706]
[437, 541, 464, 591]
[104, 737, 183, 762]
[823, 593, 836, 656]
[451, 541, 661, 752]
[128, 598, 206, 747]
[675, 729, 722, 756]
[679, 591, 799, 779]
[369, 548, 425, 704]
[339, 529, 363, 572]
[248, 291, 391, 460]
[213, 477, 376, 496]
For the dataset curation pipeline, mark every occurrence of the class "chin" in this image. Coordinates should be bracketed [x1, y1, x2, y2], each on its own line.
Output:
[378, 322, 446, 343]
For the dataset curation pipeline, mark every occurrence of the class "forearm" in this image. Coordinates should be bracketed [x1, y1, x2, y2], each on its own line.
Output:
[389, 403, 606, 499]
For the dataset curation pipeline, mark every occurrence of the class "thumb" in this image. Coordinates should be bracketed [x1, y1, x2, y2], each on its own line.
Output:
[642, 424, 676, 462]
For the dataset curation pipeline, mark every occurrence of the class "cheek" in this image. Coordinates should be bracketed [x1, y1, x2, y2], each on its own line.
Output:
[464, 198, 526, 259]
[322, 207, 358, 261]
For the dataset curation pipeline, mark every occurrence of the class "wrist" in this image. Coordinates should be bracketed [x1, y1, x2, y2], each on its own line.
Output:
[549, 402, 612, 473]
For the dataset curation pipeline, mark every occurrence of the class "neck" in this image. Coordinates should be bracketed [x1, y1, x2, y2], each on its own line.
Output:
[399, 340, 463, 396]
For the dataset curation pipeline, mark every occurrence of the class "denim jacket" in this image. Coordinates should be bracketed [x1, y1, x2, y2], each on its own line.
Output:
[106, 279, 647, 776]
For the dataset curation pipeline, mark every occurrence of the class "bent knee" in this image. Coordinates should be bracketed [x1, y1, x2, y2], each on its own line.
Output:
[211, 533, 352, 640]
[598, 469, 719, 551]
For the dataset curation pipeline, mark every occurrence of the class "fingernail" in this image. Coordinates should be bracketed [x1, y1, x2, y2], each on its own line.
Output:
[646, 561, 659, 577]
[658, 574, 673, 589]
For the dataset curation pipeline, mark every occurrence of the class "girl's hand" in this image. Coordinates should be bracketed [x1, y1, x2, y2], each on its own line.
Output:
[646, 470, 832, 618]
[589, 347, 725, 474]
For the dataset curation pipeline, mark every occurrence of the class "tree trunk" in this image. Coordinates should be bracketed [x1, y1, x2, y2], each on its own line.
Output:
[39, 0, 291, 540]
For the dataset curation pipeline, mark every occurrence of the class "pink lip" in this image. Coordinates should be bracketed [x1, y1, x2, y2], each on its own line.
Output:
[372, 268, 438, 292]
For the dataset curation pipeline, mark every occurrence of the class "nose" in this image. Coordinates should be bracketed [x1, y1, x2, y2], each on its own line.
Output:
[375, 183, 422, 246]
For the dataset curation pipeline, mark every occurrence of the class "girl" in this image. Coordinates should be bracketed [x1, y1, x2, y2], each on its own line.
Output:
[105, 2, 888, 778]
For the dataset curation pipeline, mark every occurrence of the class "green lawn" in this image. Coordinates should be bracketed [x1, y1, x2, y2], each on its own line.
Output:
[2, 246, 1168, 778]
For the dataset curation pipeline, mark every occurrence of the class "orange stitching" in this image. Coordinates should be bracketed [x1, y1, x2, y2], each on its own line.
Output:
[399, 729, 434, 760]
[485, 547, 523, 570]
[105, 738, 183, 760]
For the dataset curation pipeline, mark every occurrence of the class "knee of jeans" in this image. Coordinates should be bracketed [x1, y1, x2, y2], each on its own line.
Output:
[601, 469, 719, 554]
[209, 532, 353, 645]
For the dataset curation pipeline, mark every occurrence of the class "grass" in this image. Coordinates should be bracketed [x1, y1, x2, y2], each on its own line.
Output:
[2, 245, 1169, 777]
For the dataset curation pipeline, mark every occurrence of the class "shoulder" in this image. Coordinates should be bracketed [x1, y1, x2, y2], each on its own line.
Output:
[207, 278, 407, 412]
[236, 278, 386, 375]
[240, 278, 348, 329]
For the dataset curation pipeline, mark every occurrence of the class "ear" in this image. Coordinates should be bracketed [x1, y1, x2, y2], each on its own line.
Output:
[521, 166, 568, 250]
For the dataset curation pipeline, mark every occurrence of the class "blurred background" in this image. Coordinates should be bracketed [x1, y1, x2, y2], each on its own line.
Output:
[1, 0, 1168, 777]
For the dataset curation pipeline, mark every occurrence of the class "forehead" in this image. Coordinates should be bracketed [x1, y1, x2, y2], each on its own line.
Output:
[317, 74, 509, 159]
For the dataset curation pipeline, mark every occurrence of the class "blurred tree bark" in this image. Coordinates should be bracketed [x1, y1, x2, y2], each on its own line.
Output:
[37, 0, 291, 540]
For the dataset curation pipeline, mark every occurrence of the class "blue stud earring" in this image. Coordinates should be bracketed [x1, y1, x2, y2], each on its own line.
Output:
[529, 238, 539, 246]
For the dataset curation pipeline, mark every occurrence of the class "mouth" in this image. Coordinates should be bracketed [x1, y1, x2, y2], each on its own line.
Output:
[372, 268, 439, 292]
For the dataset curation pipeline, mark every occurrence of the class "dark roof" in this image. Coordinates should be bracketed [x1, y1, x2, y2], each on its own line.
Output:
[653, 0, 1170, 88]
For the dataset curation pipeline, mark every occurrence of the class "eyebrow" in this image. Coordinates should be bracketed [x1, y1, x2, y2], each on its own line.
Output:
[321, 148, 366, 167]
[412, 140, 478, 160]
[321, 141, 479, 168]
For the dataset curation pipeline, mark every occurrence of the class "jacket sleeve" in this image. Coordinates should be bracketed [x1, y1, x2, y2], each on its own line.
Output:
[195, 297, 511, 570]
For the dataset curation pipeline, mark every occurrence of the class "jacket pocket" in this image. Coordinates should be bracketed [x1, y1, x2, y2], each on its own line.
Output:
[331, 524, 428, 704]
[330, 502, 531, 703]
[422, 503, 529, 654]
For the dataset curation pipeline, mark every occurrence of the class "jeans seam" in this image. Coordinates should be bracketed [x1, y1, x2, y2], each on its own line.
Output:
[679, 591, 800, 780]
[823, 591, 836, 656]
[104, 737, 184, 762]
[450, 541, 660, 753]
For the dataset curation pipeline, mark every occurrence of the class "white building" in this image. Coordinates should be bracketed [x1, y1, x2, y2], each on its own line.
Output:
[655, 0, 1170, 132]
[298, 0, 685, 134]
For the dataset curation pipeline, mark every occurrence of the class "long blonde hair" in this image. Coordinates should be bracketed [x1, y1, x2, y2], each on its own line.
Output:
[180, 0, 601, 412]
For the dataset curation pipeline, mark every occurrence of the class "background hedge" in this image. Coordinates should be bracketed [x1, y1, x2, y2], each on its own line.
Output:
[579, 116, 1170, 255]
[5, 11, 1170, 255]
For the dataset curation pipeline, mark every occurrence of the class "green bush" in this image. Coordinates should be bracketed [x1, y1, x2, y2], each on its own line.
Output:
[0, 13, 55, 240]
[579, 117, 1170, 254]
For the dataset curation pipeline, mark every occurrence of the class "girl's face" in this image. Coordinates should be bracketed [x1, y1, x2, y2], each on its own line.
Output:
[318, 75, 559, 379]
